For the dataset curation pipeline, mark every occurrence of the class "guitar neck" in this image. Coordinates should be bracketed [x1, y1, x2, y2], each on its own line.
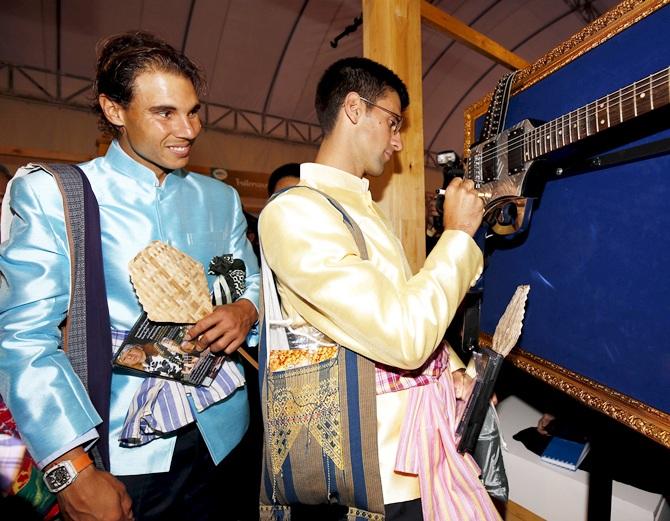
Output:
[525, 66, 670, 161]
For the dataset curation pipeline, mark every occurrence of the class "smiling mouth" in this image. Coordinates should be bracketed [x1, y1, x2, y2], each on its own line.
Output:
[167, 144, 192, 157]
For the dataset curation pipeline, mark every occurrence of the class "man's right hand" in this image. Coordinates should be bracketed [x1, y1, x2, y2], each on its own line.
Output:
[441, 177, 485, 237]
[57, 466, 133, 521]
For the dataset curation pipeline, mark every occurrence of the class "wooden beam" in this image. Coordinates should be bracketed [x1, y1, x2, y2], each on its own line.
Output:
[363, 0, 426, 272]
[0, 145, 93, 164]
[506, 500, 545, 521]
[421, 1, 530, 70]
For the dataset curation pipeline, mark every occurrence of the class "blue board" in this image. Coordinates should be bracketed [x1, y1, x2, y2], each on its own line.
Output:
[479, 5, 670, 414]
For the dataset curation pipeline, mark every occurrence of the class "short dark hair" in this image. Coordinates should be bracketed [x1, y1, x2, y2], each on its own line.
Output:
[267, 163, 300, 195]
[92, 31, 205, 138]
[315, 57, 409, 135]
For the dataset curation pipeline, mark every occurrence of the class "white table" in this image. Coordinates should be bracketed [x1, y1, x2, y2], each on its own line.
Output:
[496, 395, 669, 521]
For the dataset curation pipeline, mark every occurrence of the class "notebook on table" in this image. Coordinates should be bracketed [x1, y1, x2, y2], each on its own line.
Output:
[540, 436, 591, 471]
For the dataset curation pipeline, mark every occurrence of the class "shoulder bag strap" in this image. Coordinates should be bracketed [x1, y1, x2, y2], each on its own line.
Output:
[269, 185, 369, 259]
[260, 184, 370, 355]
[36, 162, 112, 471]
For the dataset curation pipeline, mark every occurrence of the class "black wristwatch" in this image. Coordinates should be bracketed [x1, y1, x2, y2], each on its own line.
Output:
[43, 452, 93, 493]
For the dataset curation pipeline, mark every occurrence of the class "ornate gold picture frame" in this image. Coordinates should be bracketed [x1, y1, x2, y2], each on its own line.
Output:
[467, 0, 670, 448]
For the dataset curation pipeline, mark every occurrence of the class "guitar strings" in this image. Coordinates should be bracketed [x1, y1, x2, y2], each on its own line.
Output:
[473, 71, 668, 166]
[470, 68, 669, 168]
[474, 68, 669, 164]
[472, 70, 668, 166]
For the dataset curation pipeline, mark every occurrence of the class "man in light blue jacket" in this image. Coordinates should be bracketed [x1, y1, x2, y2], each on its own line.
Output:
[0, 31, 260, 520]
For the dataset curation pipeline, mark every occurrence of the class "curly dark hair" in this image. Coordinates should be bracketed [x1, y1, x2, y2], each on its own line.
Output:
[92, 31, 205, 138]
[315, 57, 409, 135]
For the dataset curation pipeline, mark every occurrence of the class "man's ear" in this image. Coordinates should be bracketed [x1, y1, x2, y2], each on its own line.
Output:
[343, 92, 364, 126]
[98, 95, 125, 128]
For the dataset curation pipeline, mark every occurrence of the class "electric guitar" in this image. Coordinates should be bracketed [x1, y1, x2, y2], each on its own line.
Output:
[466, 65, 670, 236]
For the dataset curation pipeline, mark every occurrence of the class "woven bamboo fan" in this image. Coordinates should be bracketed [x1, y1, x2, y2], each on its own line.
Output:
[129, 241, 213, 323]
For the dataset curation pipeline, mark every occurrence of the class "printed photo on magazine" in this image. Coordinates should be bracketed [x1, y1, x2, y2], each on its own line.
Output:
[113, 312, 225, 386]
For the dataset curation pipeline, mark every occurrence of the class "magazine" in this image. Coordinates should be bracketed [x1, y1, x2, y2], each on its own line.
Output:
[113, 312, 225, 386]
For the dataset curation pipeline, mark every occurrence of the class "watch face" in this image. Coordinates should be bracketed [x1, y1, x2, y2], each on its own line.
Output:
[44, 461, 75, 493]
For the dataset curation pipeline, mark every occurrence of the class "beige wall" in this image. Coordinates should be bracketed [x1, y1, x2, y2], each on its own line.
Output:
[1, 98, 98, 157]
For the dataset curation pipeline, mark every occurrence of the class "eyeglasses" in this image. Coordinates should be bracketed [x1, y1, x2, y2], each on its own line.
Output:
[359, 96, 403, 135]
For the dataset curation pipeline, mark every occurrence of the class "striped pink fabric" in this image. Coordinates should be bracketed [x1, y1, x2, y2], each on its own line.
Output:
[388, 346, 502, 521]
[374, 341, 448, 395]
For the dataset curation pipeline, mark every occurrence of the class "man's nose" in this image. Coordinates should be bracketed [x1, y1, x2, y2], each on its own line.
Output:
[175, 115, 201, 139]
[391, 131, 403, 152]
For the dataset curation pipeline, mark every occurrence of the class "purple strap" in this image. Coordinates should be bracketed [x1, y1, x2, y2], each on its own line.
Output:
[44, 163, 112, 471]
[80, 169, 112, 470]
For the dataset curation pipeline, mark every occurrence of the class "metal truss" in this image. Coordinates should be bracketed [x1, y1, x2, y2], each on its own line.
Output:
[0, 61, 446, 168]
[0, 61, 323, 146]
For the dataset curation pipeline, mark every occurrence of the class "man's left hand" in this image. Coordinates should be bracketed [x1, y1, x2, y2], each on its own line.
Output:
[452, 369, 498, 407]
[185, 299, 258, 355]
[452, 369, 474, 401]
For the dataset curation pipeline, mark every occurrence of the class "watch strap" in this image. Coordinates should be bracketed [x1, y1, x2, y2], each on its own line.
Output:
[70, 451, 94, 473]
[43, 451, 94, 493]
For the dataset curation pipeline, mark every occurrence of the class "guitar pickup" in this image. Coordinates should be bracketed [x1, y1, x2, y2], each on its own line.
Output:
[481, 141, 498, 183]
[508, 127, 525, 173]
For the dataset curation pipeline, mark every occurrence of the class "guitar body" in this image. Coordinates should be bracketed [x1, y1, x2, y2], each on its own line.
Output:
[467, 119, 538, 235]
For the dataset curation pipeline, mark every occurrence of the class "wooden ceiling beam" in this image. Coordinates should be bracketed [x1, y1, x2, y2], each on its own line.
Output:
[421, 1, 530, 70]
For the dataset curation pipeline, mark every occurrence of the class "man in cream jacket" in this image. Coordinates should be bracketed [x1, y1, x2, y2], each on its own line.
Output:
[259, 57, 500, 521]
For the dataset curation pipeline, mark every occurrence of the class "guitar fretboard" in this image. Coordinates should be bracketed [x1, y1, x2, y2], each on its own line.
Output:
[524, 66, 670, 161]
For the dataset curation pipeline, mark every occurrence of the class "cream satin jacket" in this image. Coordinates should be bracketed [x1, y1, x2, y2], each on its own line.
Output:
[259, 162, 483, 503]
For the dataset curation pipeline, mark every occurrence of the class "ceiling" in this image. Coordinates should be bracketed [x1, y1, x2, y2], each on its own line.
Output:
[0, 0, 621, 163]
